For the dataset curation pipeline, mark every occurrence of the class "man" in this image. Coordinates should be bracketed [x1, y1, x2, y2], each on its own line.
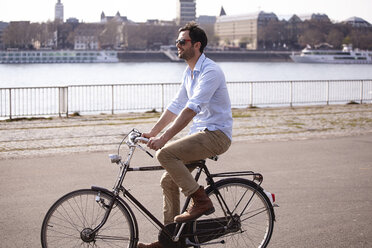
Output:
[138, 22, 232, 248]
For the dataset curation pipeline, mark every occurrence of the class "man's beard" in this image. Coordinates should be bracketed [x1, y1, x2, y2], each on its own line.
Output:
[178, 47, 195, 61]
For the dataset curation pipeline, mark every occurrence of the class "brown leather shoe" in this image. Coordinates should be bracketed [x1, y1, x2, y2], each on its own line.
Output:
[137, 241, 162, 248]
[174, 186, 214, 223]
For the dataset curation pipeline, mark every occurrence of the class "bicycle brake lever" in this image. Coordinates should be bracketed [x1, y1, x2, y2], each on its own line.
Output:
[137, 144, 154, 158]
[146, 151, 154, 158]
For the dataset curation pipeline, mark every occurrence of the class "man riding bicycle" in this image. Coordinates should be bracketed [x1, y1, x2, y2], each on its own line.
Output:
[139, 22, 233, 248]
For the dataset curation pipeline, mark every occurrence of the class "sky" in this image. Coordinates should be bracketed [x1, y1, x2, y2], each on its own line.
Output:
[0, 0, 371, 24]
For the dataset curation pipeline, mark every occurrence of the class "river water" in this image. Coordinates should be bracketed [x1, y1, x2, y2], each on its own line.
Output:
[1, 62, 372, 88]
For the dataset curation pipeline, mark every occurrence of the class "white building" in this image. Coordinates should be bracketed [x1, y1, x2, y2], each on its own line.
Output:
[176, 0, 196, 25]
[55, 0, 64, 22]
[215, 11, 278, 50]
[73, 24, 103, 50]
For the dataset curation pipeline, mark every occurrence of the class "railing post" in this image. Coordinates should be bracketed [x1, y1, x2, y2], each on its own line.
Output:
[58, 87, 62, 117]
[290, 81, 293, 108]
[9, 88, 12, 120]
[161, 83, 165, 112]
[58, 87, 68, 118]
[249, 82, 253, 108]
[65, 87, 69, 118]
[326, 81, 330, 105]
[111, 85, 114, 115]
[360, 80, 364, 104]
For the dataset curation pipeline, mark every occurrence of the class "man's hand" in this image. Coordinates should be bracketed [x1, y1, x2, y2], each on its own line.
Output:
[143, 107, 195, 151]
[147, 136, 167, 151]
[142, 132, 155, 139]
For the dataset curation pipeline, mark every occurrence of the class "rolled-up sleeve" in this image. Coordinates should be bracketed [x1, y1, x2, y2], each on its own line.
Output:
[167, 82, 188, 115]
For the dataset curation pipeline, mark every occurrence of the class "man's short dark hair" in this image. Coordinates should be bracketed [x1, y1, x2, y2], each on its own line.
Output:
[179, 22, 208, 53]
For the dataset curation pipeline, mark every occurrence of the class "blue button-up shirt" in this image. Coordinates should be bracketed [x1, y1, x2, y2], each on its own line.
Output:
[167, 54, 233, 140]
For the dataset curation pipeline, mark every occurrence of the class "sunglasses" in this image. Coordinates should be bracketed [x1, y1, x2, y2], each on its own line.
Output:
[175, 39, 192, 46]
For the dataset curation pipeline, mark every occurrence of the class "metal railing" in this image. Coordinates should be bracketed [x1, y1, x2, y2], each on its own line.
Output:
[1, 80, 371, 119]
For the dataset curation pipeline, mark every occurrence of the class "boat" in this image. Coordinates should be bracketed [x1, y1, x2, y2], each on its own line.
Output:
[0, 50, 119, 64]
[290, 44, 372, 64]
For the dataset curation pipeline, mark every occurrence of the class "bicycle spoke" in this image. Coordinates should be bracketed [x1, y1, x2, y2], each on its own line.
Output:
[193, 179, 274, 247]
[42, 189, 134, 248]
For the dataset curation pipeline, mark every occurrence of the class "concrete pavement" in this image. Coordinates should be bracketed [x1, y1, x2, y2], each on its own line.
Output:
[0, 134, 371, 247]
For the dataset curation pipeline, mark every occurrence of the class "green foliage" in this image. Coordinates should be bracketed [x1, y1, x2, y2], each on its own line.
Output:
[259, 19, 372, 50]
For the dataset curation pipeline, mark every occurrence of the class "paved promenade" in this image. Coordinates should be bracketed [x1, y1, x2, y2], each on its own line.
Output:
[1, 104, 372, 159]
[0, 104, 372, 247]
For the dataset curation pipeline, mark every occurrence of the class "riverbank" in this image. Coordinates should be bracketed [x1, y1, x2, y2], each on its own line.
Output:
[117, 50, 292, 62]
[1, 104, 371, 159]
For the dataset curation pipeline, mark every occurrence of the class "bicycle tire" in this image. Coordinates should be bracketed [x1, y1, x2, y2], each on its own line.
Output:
[41, 189, 136, 248]
[192, 178, 274, 248]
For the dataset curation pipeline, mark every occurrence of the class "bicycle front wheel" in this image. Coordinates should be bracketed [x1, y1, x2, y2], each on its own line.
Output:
[193, 178, 274, 248]
[41, 189, 135, 248]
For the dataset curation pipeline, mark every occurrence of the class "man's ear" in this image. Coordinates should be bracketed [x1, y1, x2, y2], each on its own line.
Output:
[194, 41, 201, 51]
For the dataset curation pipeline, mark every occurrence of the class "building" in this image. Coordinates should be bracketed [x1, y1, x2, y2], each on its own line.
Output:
[219, 6, 226, 17]
[66, 17, 79, 24]
[215, 11, 278, 50]
[297, 13, 330, 22]
[0, 21, 9, 50]
[197, 15, 217, 25]
[288, 14, 302, 23]
[343, 17, 371, 28]
[100, 11, 128, 23]
[55, 0, 64, 22]
[74, 24, 104, 50]
[176, 0, 196, 25]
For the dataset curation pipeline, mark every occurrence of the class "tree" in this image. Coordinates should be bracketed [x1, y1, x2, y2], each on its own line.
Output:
[2, 21, 59, 49]
[57, 23, 75, 49]
[326, 29, 344, 48]
[3, 21, 32, 49]
[349, 29, 372, 49]
[298, 28, 325, 47]
[258, 20, 288, 50]
[99, 20, 123, 49]
[123, 23, 178, 50]
[124, 24, 148, 50]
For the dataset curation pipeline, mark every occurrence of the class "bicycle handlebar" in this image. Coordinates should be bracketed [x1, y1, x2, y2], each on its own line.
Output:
[135, 137, 149, 143]
[125, 130, 153, 158]
[127, 129, 148, 144]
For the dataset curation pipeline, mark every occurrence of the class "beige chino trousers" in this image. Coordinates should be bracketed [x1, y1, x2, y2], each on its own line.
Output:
[156, 129, 231, 225]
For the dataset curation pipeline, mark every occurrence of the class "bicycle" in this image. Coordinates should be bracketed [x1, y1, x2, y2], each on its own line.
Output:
[41, 128, 277, 247]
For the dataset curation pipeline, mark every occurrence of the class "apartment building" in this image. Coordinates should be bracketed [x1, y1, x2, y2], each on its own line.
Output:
[176, 0, 196, 25]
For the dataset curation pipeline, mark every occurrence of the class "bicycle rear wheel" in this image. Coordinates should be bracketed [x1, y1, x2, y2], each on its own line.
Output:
[193, 178, 274, 248]
[41, 189, 135, 248]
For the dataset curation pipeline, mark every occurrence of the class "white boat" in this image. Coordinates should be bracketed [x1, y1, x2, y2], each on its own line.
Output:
[0, 50, 119, 64]
[290, 44, 372, 64]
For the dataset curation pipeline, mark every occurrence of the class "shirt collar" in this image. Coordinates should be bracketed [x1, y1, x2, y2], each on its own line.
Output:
[193, 53, 206, 73]
[187, 53, 206, 75]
